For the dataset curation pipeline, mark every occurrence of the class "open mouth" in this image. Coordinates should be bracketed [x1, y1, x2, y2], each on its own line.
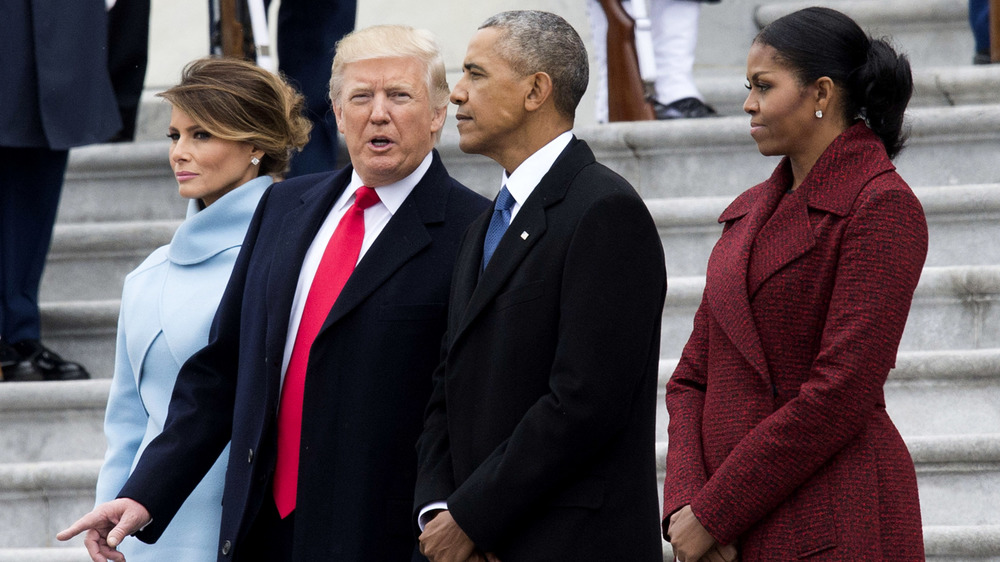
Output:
[370, 137, 392, 148]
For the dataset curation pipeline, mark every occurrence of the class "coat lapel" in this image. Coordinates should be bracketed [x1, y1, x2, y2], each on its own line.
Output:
[746, 186, 815, 298]
[317, 152, 449, 332]
[451, 139, 590, 344]
[264, 170, 350, 366]
[707, 122, 897, 388]
[748, 122, 897, 297]
[707, 163, 786, 387]
[450, 210, 491, 327]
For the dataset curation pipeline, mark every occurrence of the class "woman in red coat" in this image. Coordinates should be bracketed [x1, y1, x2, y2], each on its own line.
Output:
[662, 7, 928, 561]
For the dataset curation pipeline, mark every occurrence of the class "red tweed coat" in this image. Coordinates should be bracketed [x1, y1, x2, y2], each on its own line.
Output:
[662, 123, 928, 560]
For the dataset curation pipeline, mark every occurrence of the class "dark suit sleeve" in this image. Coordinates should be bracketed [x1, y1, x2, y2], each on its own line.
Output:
[688, 182, 928, 544]
[412, 330, 457, 524]
[447, 191, 667, 547]
[116, 186, 274, 542]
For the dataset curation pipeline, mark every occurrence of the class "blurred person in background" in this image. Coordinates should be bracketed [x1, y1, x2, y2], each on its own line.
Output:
[1, 0, 122, 381]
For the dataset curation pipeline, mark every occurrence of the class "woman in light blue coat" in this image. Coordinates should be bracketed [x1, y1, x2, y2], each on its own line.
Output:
[95, 58, 310, 561]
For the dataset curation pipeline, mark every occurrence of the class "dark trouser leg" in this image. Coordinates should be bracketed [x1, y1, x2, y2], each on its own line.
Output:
[106, 0, 150, 141]
[0, 146, 68, 343]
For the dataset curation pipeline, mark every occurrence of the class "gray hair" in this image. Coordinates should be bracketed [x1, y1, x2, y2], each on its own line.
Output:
[479, 10, 589, 120]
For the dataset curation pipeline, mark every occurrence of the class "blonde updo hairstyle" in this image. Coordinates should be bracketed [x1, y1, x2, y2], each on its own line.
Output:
[328, 25, 449, 139]
[159, 57, 312, 176]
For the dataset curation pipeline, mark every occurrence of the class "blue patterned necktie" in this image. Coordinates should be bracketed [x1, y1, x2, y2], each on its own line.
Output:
[482, 185, 514, 270]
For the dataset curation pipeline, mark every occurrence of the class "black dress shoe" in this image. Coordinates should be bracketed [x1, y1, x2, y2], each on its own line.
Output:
[654, 97, 718, 120]
[0, 340, 41, 381]
[10, 339, 90, 381]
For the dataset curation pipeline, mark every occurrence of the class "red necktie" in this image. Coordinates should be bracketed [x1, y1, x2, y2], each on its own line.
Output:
[273, 186, 380, 518]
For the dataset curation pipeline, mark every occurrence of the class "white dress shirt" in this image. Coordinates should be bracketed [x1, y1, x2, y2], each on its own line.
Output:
[499, 131, 573, 222]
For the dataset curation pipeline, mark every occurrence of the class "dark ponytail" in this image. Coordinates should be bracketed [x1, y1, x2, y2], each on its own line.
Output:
[848, 38, 913, 159]
[754, 7, 913, 159]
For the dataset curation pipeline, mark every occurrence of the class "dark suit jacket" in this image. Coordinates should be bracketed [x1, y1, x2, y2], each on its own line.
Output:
[119, 151, 489, 561]
[415, 138, 666, 560]
[0, 0, 121, 149]
[663, 123, 927, 560]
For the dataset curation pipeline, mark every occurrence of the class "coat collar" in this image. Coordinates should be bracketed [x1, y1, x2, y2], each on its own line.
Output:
[719, 122, 895, 223]
[167, 175, 273, 265]
[322, 151, 451, 328]
[708, 122, 895, 387]
[451, 137, 592, 343]
[263, 150, 451, 351]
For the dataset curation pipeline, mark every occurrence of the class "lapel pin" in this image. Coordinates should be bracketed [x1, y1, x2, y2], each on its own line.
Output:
[520, 231, 529, 240]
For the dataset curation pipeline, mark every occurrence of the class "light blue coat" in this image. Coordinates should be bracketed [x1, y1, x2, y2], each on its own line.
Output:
[95, 176, 271, 561]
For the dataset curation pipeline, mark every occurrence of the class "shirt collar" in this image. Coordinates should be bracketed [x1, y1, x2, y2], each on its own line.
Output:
[501, 131, 573, 206]
[340, 150, 434, 215]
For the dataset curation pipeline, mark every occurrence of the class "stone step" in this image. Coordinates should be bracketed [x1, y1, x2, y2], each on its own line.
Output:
[42, 220, 178, 302]
[5, 347, 994, 465]
[885, 349, 1000, 437]
[60, 141, 185, 224]
[39, 301, 118, 380]
[660, 265, 1000, 359]
[36, 264, 999, 379]
[656, 348, 1000, 441]
[756, 0, 974, 68]
[700, 65, 1000, 117]
[42, 180, 1000, 302]
[0, 381, 109, 464]
[0, 460, 97, 549]
[63, 104, 1000, 224]
[924, 525, 1000, 561]
[443, 104, 1000, 201]
[3, 435, 993, 550]
[0, 549, 89, 562]
[651, 183, 1000, 276]
[908, 434, 1000, 526]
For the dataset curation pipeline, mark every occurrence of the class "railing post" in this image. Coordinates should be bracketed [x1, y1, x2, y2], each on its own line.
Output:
[597, 0, 655, 121]
[991, 0, 1000, 62]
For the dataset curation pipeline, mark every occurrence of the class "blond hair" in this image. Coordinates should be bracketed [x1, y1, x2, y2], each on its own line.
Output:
[159, 57, 312, 176]
[328, 25, 449, 112]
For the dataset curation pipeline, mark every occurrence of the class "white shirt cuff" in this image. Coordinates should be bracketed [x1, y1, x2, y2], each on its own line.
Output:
[417, 502, 449, 531]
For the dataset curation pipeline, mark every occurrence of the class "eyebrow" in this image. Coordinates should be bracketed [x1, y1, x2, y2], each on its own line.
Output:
[747, 71, 773, 81]
[168, 125, 197, 131]
[464, 62, 487, 73]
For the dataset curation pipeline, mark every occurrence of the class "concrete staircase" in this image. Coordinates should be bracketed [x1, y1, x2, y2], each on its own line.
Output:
[2, 0, 998, 559]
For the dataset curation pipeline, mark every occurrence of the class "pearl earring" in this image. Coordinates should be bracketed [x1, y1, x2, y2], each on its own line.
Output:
[815, 110, 823, 119]
[251, 156, 260, 166]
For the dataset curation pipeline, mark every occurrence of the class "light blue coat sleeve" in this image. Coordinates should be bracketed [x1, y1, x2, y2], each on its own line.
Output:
[95, 303, 149, 505]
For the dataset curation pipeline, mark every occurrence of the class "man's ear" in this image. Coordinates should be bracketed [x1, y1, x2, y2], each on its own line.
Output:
[430, 104, 447, 135]
[524, 72, 554, 112]
[332, 100, 346, 135]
